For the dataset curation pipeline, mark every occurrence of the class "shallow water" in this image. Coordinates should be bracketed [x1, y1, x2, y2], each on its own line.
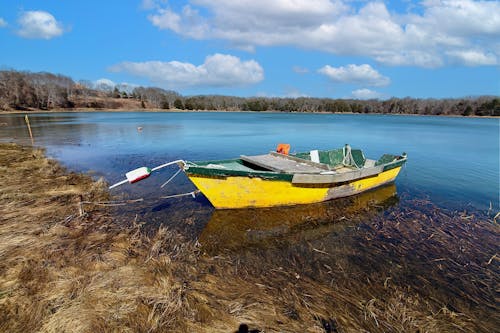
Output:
[1, 112, 497, 212]
[1, 111, 498, 243]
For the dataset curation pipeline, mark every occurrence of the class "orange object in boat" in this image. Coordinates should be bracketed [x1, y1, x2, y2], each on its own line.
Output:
[276, 143, 290, 155]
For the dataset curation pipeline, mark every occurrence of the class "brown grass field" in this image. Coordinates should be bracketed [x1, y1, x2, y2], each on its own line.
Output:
[0, 143, 498, 332]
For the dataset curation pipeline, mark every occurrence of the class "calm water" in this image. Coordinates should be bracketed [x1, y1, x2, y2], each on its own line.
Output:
[2, 112, 499, 329]
[1, 112, 498, 213]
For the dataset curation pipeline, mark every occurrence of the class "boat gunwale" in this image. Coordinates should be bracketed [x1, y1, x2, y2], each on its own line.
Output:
[184, 154, 407, 183]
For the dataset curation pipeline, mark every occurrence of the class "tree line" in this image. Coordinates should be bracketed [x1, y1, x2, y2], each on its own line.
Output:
[0, 69, 498, 116]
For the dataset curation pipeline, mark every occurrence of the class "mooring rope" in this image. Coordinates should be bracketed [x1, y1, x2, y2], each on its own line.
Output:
[160, 168, 182, 188]
[342, 144, 362, 169]
[101, 159, 197, 214]
[81, 190, 199, 207]
[151, 159, 185, 172]
[81, 198, 144, 207]
[160, 190, 200, 199]
[78, 190, 200, 216]
[109, 179, 129, 189]
[109, 159, 186, 189]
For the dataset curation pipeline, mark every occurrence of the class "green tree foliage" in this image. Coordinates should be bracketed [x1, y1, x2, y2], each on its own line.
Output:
[243, 98, 269, 111]
[475, 98, 500, 116]
[112, 87, 121, 98]
[173, 98, 184, 110]
[463, 105, 473, 116]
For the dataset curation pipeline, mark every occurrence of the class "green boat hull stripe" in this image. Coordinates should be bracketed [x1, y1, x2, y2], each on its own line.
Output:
[185, 157, 406, 182]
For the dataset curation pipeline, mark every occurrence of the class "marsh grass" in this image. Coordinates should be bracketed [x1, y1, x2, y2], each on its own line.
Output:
[191, 199, 499, 332]
[0, 143, 197, 332]
[0, 143, 498, 332]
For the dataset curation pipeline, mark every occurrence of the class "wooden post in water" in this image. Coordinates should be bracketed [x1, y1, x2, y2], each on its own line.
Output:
[24, 115, 34, 146]
[77, 195, 84, 217]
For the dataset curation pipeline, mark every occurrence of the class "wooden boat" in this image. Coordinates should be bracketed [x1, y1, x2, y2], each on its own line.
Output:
[183, 144, 407, 209]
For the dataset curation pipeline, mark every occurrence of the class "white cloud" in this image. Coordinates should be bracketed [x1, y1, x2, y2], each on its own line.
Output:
[351, 88, 383, 100]
[147, 0, 347, 44]
[0, 18, 7, 27]
[17, 11, 64, 39]
[446, 50, 497, 66]
[412, 0, 500, 37]
[110, 53, 264, 88]
[193, 0, 345, 31]
[372, 50, 444, 68]
[318, 64, 390, 87]
[93, 79, 139, 93]
[115, 82, 139, 94]
[94, 78, 116, 90]
[144, 0, 500, 67]
[148, 5, 209, 39]
[149, 9, 181, 31]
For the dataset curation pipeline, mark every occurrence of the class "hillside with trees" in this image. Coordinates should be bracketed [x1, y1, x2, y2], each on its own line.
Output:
[0, 69, 498, 116]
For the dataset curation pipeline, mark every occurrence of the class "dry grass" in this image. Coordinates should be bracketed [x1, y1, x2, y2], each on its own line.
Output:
[194, 200, 499, 332]
[0, 143, 196, 332]
[0, 143, 498, 332]
[68, 96, 147, 111]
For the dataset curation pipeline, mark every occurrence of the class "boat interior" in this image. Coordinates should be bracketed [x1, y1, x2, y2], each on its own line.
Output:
[199, 146, 401, 175]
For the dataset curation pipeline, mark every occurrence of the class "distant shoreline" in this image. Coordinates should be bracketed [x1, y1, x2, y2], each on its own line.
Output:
[1, 108, 498, 118]
[2, 69, 498, 117]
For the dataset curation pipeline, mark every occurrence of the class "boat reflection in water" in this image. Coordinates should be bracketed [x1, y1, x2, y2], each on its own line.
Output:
[199, 184, 398, 254]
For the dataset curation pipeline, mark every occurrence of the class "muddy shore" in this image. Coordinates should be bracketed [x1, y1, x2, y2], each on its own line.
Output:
[0, 143, 498, 332]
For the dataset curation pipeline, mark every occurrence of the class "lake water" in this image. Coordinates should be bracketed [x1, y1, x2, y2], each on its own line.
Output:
[1, 112, 498, 213]
[1, 111, 499, 330]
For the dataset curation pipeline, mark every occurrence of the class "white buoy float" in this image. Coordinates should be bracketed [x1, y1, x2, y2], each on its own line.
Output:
[109, 160, 185, 189]
[126, 167, 151, 183]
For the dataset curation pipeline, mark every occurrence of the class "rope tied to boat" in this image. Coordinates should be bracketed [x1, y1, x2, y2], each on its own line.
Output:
[109, 159, 186, 189]
[160, 168, 182, 188]
[81, 198, 144, 207]
[160, 190, 200, 199]
[103, 159, 200, 211]
[342, 144, 361, 169]
[77, 190, 200, 216]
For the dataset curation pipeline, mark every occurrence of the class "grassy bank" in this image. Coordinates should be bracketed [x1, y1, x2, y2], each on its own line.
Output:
[0, 143, 498, 332]
[0, 143, 199, 332]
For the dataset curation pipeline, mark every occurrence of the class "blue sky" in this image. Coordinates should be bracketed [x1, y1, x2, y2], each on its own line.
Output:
[0, 0, 499, 99]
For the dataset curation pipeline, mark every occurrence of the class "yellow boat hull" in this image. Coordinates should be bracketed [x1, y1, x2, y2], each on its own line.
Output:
[188, 166, 402, 209]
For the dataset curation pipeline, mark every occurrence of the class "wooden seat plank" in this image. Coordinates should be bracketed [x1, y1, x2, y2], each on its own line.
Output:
[240, 154, 327, 174]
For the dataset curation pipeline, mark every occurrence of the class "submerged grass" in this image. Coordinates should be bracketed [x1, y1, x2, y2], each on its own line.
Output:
[192, 196, 499, 333]
[0, 142, 498, 332]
